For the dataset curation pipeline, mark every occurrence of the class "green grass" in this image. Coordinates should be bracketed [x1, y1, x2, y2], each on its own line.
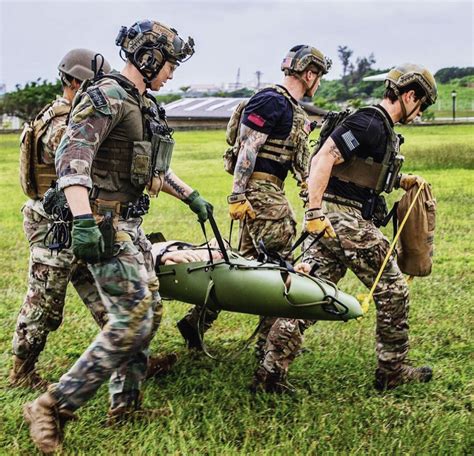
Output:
[0, 126, 473, 454]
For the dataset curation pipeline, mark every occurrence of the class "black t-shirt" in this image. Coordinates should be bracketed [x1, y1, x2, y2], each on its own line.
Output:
[241, 86, 295, 181]
[327, 105, 394, 202]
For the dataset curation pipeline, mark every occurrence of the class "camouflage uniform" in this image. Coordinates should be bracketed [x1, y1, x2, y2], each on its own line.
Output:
[50, 76, 163, 411]
[181, 127, 309, 350]
[13, 96, 106, 367]
[260, 201, 410, 379]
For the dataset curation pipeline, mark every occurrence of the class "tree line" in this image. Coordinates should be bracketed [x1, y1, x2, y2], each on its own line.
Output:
[1, 47, 473, 122]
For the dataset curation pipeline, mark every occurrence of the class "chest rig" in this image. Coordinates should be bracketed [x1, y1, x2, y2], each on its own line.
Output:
[84, 74, 175, 204]
[224, 85, 310, 183]
[330, 106, 404, 195]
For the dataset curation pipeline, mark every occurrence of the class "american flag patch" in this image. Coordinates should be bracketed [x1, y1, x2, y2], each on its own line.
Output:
[341, 130, 359, 151]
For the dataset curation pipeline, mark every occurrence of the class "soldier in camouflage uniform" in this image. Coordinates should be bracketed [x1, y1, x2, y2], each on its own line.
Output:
[258, 64, 438, 392]
[177, 46, 331, 357]
[10, 49, 112, 391]
[23, 20, 212, 454]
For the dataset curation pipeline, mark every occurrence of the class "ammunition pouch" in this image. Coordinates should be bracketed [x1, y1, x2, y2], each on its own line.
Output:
[131, 141, 153, 187]
[384, 153, 404, 193]
[151, 134, 174, 175]
[223, 145, 238, 175]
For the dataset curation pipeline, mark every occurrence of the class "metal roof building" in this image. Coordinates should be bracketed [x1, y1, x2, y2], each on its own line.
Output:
[164, 97, 327, 130]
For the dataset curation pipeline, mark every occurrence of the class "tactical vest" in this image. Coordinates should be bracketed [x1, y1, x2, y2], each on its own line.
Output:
[224, 85, 310, 183]
[81, 74, 174, 204]
[19, 101, 70, 198]
[329, 106, 404, 195]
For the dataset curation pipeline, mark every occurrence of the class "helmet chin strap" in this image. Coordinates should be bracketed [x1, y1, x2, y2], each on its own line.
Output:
[398, 95, 422, 124]
[294, 72, 318, 98]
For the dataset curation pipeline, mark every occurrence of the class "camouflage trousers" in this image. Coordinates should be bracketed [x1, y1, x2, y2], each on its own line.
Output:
[43, 216, 162, 411]
[181, 181, 297, 353]
[13, 200, 106, 361]
[260, 202, 410, 378]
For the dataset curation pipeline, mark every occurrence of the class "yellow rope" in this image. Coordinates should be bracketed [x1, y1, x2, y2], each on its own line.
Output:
[359, 182, 425, 315]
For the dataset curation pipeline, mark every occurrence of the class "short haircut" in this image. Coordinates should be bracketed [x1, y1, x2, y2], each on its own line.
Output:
[384, 82, 426, 102]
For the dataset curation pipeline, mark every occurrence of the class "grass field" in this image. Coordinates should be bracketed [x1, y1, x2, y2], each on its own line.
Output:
[0, 125, 473, 455]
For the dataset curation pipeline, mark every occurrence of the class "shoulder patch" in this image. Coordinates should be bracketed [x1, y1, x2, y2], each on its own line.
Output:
[87, 88, 108, 109]
[341, 130, 360, 151]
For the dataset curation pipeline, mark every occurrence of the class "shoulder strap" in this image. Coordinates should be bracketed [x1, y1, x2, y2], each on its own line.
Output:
[32, 101, 71, 151]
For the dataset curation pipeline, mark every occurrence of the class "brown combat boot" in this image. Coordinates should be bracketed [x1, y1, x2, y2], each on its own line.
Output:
[250, 367, 296, 394]
[9, 355, 50, 391]
[23, 392, 76, 454]
[145, 353, 178, 380]
[375, 364, 433, 391]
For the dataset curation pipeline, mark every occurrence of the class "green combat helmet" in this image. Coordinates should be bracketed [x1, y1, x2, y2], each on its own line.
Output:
[58, 48, 112, 85]
[115, 19, 195, 85]
[385, 63, 437, 121]
[281, 45, 331, 96]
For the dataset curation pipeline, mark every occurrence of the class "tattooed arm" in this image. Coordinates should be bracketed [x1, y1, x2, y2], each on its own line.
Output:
[232, 125, 268, 194]
[162, 169, 193, 200]
[308, 137, 344, 209]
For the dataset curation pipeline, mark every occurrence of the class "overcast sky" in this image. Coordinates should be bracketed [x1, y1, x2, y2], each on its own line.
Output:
[1, 0, 473, 92]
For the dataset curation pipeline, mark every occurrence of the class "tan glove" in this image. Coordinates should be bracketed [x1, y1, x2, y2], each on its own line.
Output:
[227, 193, 256, 220]
[399, 174, 426, 191]
[304, 208, 336, 238]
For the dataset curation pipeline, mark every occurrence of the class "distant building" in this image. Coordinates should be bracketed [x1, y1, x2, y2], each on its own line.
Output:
[1, 114, 22, 130]
[165, 97, 327, 130]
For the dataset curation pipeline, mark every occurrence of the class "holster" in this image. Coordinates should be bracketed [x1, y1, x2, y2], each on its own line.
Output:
[91, 199, 120, 259]
[361, 194, 388, 227]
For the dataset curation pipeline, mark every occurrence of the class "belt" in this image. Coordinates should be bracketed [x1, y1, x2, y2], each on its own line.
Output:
[249, 172, 284, 190]
[323, 192, 363, 210]
[91, 196, 150, 219]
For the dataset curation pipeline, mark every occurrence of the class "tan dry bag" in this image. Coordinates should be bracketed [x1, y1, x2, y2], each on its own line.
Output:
[396, 183, 436, 276]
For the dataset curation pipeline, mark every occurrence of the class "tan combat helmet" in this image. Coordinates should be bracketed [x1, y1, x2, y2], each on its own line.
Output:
[385, 63, 438, 112]
[281, 45, 332, 76]
[58, 48, 112, 84]
[281, 45, 331, 97]
[115, 19, 195, 84]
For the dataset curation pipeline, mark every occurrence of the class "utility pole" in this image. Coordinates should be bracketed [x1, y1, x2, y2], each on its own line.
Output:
[235, 67, 241, 90]
[255, 70, 262, 89]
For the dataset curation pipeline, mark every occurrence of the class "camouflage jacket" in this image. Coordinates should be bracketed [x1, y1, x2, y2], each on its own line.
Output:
[55, 76, 156, 191]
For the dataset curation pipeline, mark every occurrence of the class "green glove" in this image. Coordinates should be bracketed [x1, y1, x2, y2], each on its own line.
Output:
[72, 214, 104, 263]
[184, 190, 213, 223]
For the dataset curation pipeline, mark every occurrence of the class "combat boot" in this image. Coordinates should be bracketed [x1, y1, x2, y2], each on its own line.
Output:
[374, 364, 433, 391]
[23, 392, 76, 454]
[106, 391, 168, 426]
[250, 367, 296, 395]
[145, 353, 178, 380]
[9, 355, 50, 391]
[177, 318, 203, 350]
